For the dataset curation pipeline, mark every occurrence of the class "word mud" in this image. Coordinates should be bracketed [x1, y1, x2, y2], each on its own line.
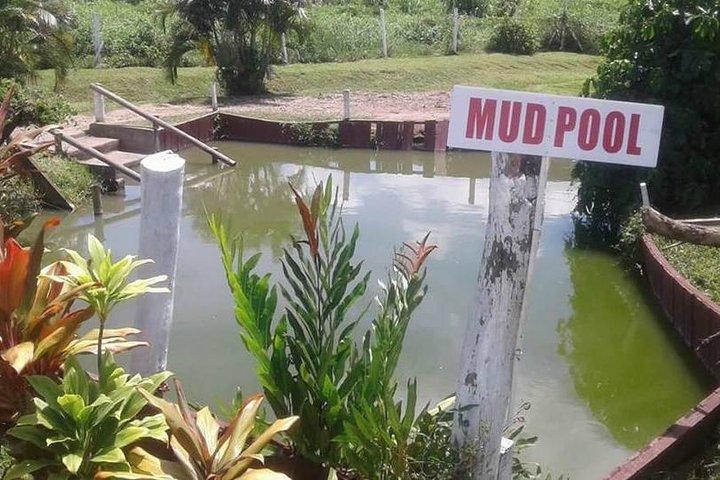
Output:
[448, 86, 664, 167]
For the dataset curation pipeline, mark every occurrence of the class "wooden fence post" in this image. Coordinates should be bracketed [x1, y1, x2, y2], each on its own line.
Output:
[380, 8, 388, 58]
[454, 151, 544, 479]
[130, 151, 185, 376]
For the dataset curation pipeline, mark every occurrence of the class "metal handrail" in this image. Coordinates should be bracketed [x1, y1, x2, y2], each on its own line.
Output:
[53, 130, 142, 182]
[90, 83, 236, 167]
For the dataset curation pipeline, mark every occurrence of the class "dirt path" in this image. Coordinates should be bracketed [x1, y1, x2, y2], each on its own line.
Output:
[65, 91, 451, 133]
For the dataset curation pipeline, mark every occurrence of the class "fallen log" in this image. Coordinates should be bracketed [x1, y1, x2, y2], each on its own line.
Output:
[642, 207, 720, 247]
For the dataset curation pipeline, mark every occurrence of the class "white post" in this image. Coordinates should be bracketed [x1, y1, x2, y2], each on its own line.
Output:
[452, 7, 459, 54]
[343, 170, 350, 201]
[379, 8, 388, 58]
[92, 13, 103, 67]
[640, 182, 650, 207]
[343, 90, 351, 120]
[454, 152, 543, 479]
[93, 90, 105, 123]
[210, 82, 218, 112]
[280, 32, 289, 64]
[131, 151, 185, 376]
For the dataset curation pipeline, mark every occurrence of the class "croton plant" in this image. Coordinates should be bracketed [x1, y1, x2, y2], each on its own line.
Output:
[0, 220, 146, 432]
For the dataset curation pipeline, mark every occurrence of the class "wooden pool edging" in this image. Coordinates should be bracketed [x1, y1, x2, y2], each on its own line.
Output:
[605, 235, 720, 479]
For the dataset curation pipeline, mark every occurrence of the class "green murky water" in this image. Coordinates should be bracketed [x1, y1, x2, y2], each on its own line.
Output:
[33, 142, 712, 479]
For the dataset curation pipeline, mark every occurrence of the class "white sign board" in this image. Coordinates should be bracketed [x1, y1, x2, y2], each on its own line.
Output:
[448, 86, 664, 167]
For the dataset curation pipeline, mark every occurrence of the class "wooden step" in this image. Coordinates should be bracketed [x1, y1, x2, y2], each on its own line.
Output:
[64, 135, 120, 160]
[79, 150, 145, 180]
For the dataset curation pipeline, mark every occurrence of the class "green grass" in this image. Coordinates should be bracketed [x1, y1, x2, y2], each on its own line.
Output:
[34, 52, 600, 115]
[34, 154, 97, 205]
[653, 234, 720, 305]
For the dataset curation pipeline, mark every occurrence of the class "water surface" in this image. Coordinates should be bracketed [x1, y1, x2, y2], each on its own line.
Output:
[34, 142, 712, 479]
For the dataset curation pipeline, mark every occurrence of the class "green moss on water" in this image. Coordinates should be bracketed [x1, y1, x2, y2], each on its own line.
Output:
[559, 248, 713, 450]
[653, 234, 720, 306]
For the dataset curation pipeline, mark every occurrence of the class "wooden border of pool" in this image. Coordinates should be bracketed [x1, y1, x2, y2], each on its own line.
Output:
[605, 235, 720, 480]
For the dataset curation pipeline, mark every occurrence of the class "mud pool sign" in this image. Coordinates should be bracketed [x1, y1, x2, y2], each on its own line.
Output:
[448, 86, 664, 167]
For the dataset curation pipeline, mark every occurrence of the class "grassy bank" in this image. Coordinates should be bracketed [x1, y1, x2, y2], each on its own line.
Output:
[654, 234, 720, 305]
[35, 52, 600, 114]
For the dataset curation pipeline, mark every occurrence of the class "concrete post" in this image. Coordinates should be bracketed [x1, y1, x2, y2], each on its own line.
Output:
[210, 82, 218, 112]
[92, 184, 103, 217]
[131, 151, 185, 376]
[93, 90, 105, 123]
[281, 32, 289, 64]
[452, 7, 459, 54]
[343, 170, 350, 201]
[640, 182, 650, 207]
[343, 90, 351, 120]
[497, 437, 515, 480]
[468, 177, 476, 205]
[92, 13, 103, 67]
[379, 8, 388, 58]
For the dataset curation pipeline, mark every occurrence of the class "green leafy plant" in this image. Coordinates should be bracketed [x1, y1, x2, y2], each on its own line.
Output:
[4, 354, 171, 480]
[574, 0, 720, 244]
[97, 381, 298, 480]
[46, 233, 169, 379]
[211, 177, 436, 471]
[486, 17, 537, 55]
[0, 221, 145, 432]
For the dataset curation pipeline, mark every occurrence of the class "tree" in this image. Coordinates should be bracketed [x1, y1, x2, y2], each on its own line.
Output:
[161, 0, 305, 95]
[573, 0, 720, 244]
[0, 0, 73, 88]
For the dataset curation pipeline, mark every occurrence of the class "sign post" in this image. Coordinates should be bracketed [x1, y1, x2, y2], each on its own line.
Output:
[448, 86, 663, 479]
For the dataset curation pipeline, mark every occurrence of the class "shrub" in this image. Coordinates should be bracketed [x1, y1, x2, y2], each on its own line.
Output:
[447, 0, 491, 17]
[4, 355, 171, 479]
[573, 0, 720, 244]
[486, 17, 537, 54]
[33, 153, 96, 205]
[211, 178, 437, 471]
[0, 80, 74, 138]
[71, 0, 175, 68]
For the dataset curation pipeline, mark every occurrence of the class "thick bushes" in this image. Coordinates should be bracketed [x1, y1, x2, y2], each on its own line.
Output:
[0, 80, 74, 137]
[574, 0, 720, 243]
[486, 17, 537, 54]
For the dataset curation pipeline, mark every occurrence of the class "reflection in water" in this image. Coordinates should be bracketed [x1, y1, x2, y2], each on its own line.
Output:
[25, 142, 711, 479]
[558, 248, 712, 450]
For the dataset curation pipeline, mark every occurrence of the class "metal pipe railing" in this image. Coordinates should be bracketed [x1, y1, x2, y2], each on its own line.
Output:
[90, 83, 236, 167]
[53, 130, 142, 182]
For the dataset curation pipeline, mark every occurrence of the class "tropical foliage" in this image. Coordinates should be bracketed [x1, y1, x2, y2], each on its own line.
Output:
[0, 84, 53, 237]
[4, 354, 171, 479]
[0, 221, 169, 435]
[45, 233, 168, 377]
[160, 0, 306, 94]
[0, 0, 74, 87]
[97, 381, 298, 480]
[212, 177, 443, 475]
[574, 0, 720, 244]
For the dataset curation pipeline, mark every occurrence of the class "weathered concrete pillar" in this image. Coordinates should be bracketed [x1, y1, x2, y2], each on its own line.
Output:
[452, 7, 459, 54]
[379, 8, 388, 58]
[131, 151, 185, 376]
[454, 152, 543, 479]
[94, 90, 105, 123]
[211, 82, 218, 112]
[343, 90, 351, 120]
